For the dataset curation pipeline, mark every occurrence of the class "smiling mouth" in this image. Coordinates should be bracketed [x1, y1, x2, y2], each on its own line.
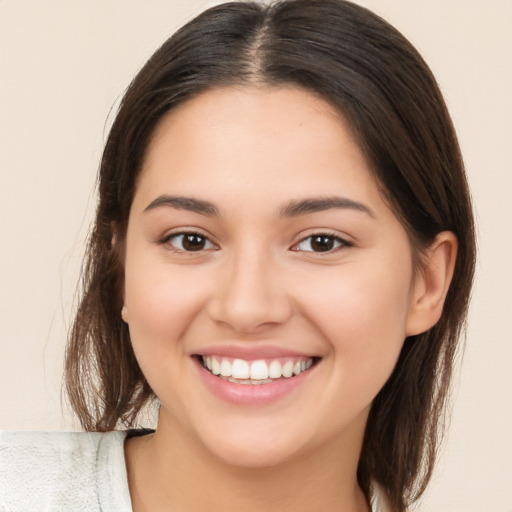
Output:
[197, 355, 318, 385]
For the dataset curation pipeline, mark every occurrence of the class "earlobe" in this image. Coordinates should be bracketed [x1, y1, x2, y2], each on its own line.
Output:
[111, 221, 118, 249]
[406, 231, 458, 336]
[111, 222, 128, 318]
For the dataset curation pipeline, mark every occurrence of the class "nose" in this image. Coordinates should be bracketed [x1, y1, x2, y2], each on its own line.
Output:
[207, 249, 293, 334]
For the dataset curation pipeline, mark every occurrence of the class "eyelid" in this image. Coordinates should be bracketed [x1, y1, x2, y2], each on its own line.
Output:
[159, 229, 219, 252]
[157, 228, 352, 254]
[290, 231, 353, 253]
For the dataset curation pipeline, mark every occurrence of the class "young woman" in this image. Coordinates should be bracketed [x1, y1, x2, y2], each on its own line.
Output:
[0, 1, 475, 511]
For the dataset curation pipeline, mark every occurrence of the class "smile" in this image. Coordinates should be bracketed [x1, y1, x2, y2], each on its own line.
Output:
[200, 355, 315, 385]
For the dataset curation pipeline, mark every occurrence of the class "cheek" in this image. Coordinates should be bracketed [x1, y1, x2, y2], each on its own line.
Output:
[123, 254, 208, 360]
[122, 261, 213, 416]
[303, 260, 412, 333]
[298, 261, 413, 393]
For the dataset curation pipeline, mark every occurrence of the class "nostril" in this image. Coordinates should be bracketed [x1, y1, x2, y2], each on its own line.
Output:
[207, 297, 293, 334]
[206, 265, 293, 333]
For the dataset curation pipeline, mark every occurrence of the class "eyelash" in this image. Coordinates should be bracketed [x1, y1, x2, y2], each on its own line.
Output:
[160, 232, 216, 252]
[291, 233, 352, 253]
[160, 231, 352, 254]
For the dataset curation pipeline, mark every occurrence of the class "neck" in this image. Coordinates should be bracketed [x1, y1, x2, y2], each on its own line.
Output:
[126, 410, 370, 512]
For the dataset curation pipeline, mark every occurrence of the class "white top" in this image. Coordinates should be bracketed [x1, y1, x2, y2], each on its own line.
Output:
[0, 430, 132, 512]
[0, 430, 389, 512]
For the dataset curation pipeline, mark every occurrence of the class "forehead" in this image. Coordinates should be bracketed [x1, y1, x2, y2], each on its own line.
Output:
[133, 85, 385, 216]
[145, 85, 360, 167]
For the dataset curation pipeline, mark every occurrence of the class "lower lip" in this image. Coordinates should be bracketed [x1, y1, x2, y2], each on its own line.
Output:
[193, 357, 317, 406]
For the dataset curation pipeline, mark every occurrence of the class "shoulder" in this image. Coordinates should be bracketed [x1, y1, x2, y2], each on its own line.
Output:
[0, 430, 132, 512]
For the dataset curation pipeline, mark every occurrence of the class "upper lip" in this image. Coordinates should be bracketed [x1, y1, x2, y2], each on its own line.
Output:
[192, 344, 318, 360]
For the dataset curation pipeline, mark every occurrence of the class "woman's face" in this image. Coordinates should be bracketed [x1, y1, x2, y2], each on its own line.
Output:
[123, 86, 421, 467]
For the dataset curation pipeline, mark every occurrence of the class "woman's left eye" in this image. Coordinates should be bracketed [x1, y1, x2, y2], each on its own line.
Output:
[293, 234, 350, 253]
[163, 232, 216, 252]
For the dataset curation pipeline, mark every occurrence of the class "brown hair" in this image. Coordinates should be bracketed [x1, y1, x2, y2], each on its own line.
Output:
[65, 1, 476, 510]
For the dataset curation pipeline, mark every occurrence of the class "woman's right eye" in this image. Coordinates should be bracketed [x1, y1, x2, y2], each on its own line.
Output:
[162, 232, 216, 252]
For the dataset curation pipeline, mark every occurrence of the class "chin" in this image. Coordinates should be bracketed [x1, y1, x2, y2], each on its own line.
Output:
[208, 439, 300, 469]
[192, 421, 309, 469]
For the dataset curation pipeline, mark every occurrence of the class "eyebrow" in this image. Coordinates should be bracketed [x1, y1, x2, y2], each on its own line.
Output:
[280, 196, 375, 218]
[144, 195, 219, 216]
[143, 194, 374, 219]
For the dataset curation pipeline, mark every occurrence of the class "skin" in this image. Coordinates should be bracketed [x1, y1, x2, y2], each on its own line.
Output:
[122, 86, 457, 512]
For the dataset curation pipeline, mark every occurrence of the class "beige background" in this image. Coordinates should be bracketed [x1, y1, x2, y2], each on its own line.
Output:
[0, 1, 511, 510]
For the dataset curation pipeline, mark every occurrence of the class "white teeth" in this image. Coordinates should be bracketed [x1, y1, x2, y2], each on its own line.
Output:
[249, 360, 269, 380]
[282, 361, 294, 378]
[268, 360, 282, 379]
[220, 359, 231, 377]
[211, 357, 221, 375]
[201, 355, 315, 383]
[231, 359, 250, 379]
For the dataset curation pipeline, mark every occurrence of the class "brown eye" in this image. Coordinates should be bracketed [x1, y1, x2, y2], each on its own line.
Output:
[294, 234, 349, 253]
[311, 236, 336, 252]
[182, 234, 206, 251]
[166, 233, 215, 252]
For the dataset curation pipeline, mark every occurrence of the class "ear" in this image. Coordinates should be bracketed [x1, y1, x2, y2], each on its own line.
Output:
[111, 221, 128, 319]
[111, 221, 118, 249]
[406, 231, 458, 336]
